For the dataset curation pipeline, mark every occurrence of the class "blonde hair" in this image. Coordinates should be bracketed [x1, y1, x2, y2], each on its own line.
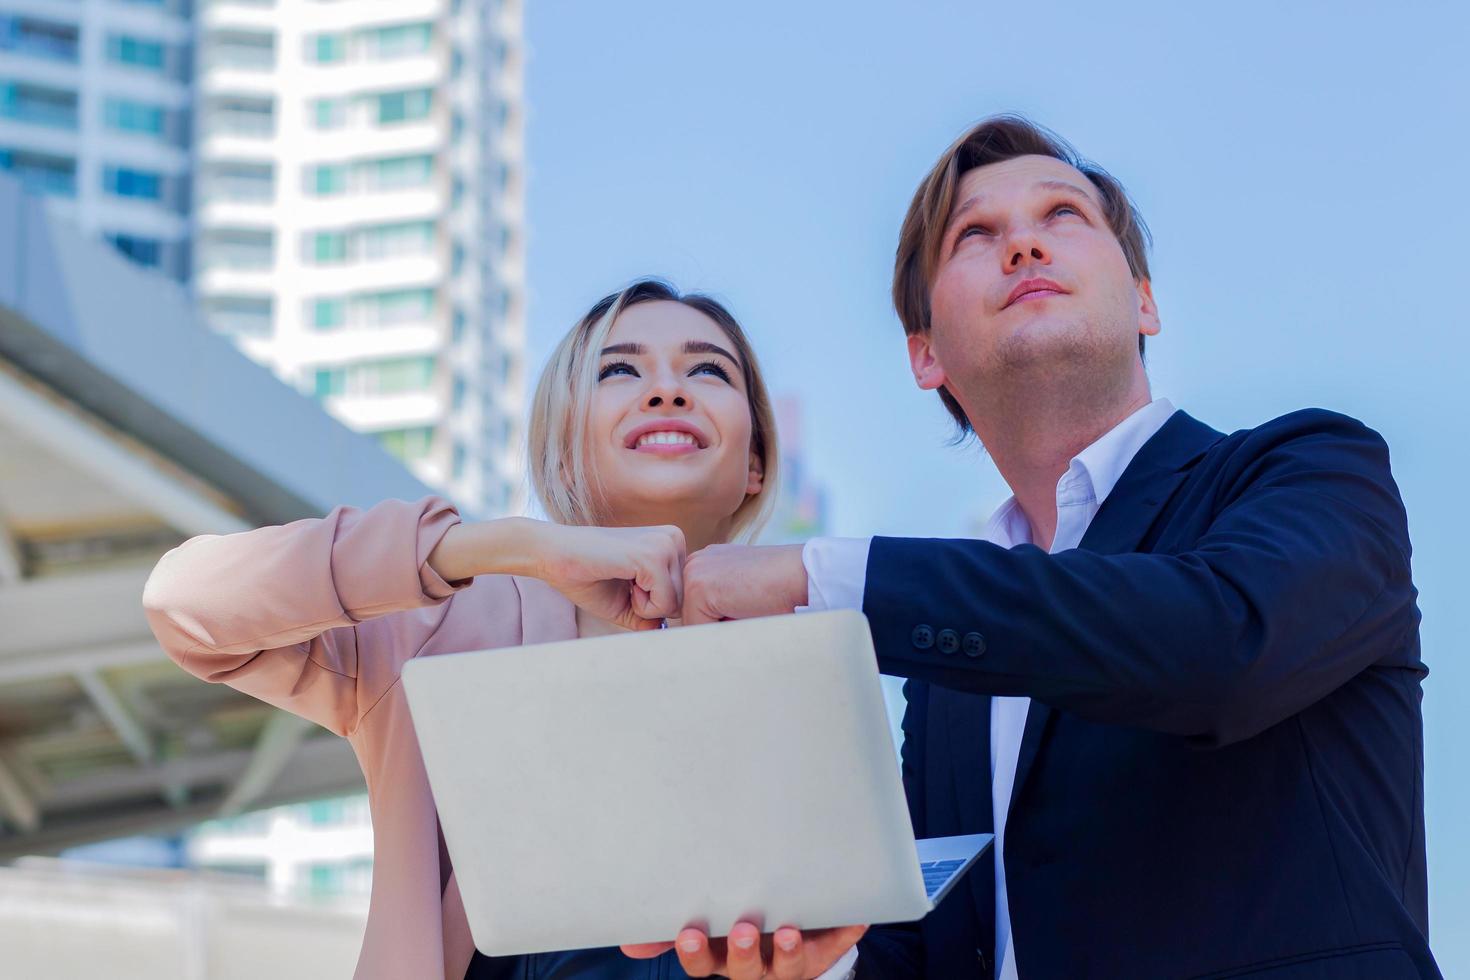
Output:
[528, 279, 779, 542]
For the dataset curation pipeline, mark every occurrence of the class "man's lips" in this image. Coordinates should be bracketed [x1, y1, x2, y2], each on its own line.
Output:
[1003, 278, 1069, 309]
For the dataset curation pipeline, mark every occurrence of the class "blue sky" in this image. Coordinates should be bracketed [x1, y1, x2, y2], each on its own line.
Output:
[523, 0, 1468, 969]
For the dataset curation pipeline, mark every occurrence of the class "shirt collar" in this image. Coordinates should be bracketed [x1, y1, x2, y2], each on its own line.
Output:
[983, 397, 1178, 544]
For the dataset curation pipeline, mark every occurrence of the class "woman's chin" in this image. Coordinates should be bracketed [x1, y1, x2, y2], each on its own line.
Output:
[603, 478, 744, 522]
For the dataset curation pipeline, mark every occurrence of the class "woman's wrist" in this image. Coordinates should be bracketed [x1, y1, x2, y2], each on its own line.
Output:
[427, 517, 547, 582]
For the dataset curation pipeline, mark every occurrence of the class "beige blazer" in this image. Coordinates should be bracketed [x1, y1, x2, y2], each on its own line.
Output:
[143, 495, 580, 980]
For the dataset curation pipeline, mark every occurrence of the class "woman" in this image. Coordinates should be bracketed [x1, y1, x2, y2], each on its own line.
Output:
[143, 279, 777, 980]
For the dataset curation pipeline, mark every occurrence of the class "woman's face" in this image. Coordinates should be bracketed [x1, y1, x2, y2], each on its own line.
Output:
[588, 301, 763, 530]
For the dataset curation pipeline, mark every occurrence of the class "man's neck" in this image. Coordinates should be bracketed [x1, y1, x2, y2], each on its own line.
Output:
[971, 380, 1152, 552]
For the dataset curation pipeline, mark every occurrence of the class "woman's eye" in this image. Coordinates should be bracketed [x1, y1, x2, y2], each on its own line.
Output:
[597, 361, 638, 381]
[1051, 203, 1080, 218]
[690, 361, 733, 383]
[959, 224, 991, 240]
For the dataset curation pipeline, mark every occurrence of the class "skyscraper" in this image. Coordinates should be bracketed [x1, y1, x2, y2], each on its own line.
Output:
[1, 0, 526, 516]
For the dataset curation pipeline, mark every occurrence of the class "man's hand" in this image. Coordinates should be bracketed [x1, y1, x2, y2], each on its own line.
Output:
[681, 543, 809, 625]
[622, 922, 867, 979]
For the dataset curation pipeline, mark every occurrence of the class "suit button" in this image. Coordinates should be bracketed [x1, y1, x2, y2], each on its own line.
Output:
[936, 629, 959, 655]
[963, 632, 986, 658]
[911, 625, 934, 650]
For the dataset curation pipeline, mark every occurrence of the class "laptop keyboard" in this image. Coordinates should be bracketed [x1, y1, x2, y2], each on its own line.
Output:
[920, 859, 966, 899]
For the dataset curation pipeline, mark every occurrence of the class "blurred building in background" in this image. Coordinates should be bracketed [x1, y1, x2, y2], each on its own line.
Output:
[766, 396, 830, 544]
[1, 0, 526, 517]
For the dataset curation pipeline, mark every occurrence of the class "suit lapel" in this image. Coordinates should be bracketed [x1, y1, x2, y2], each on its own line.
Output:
[1006, 411, 1222, 816]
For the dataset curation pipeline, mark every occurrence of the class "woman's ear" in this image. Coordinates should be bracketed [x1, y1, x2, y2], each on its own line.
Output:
[745, 450, 766, 496]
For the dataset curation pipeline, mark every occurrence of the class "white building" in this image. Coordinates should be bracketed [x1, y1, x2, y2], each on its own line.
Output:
[0, 0, 526, 517]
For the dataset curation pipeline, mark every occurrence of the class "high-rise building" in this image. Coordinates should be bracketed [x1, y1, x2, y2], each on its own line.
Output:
[0, 0, 526, 517]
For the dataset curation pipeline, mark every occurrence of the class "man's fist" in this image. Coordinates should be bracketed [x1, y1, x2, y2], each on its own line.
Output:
[680, 543, 809, 625]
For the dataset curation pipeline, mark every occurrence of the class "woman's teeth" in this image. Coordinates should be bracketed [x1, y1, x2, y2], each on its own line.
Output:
[635, 431, 699, 448]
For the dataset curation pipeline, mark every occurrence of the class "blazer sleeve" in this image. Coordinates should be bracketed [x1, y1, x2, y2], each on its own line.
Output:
[852, 679, 928, 978]
[141, 495, 474, 737]
[862, 412, 1419, 747]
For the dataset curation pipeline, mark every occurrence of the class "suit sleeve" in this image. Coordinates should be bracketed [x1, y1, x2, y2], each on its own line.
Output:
[862, 413, 1418, 747]
[142, 495, 473, 737]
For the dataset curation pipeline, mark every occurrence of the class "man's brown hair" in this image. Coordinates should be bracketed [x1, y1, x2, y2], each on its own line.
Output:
[892, 113, 1154, 432]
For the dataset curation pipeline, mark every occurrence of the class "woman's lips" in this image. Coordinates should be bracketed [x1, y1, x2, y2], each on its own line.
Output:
[630, 430, 704, 455]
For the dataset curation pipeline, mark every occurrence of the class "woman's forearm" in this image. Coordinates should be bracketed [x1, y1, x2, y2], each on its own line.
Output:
[426, 517, 547, 583]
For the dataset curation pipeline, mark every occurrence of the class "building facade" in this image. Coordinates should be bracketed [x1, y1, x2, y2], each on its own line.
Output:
[0, 0, 526, 516]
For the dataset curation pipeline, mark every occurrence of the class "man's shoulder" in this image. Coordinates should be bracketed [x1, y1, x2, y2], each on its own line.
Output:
[1198, 407, 1389, 467]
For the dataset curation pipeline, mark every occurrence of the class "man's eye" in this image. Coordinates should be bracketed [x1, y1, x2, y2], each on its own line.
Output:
[598, 361, 638, 381]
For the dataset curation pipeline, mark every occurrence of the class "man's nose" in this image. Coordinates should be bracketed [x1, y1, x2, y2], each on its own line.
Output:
[1004, 225, 1051, 270]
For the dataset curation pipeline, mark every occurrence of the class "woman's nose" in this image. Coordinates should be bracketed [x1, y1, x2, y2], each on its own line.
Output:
[645, 371, 689, 409]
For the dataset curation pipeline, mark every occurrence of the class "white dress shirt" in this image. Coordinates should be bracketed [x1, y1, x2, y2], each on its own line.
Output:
[803, 397, 1177, 980]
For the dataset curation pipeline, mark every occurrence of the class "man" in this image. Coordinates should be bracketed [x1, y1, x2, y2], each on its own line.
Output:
[624, 115, 1440, 979]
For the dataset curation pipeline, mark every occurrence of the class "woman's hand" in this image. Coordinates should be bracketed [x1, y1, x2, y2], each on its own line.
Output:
[529, 522, 688, 631]
[428, 518, 687, 630]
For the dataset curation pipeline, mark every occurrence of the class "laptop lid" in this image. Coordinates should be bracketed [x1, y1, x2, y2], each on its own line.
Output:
[401, 610, 934, 955]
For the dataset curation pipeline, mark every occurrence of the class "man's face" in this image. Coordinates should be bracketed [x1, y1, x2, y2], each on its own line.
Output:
[910, 155, 1160, 413]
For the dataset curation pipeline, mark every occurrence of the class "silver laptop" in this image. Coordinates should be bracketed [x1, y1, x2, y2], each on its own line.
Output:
[401, 609, 992, 956]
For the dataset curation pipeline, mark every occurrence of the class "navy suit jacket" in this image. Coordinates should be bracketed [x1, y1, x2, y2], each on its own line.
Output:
[853, 409, 1440, 979]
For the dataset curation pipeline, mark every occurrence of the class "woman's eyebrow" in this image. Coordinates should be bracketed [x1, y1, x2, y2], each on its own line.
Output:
[683, 340, 739, 364]
[600, 342, 645, 356]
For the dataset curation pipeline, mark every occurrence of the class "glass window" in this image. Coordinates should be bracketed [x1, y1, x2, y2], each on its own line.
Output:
[207, 161, 274, 202]
[367, 153, 432, 190]
[311, 297, 345, 329]
[0, 148, 75, 196]
[315, 367, 345, 397]
[307, 230, 348, 264]
[311, 97, 346, 130]
[105, 98, 165, 137]
[0, 82, 79, 129]
[367, 23, 431, 59]
[203, 228, 274, 270]
[361, 287, 434, 325]
[376, 356, 435, 394]
[206, 295, 273, 335]
[360, 220, 434, 259]
[207, 29, 274, 70]
[103, 166, 163, 200]
[0, 15, 81, 64]
[107, 34, 166, 71]
[307, 32, 346, 63]
[208, 94, 274, 137]
[108, 233, 161, 268]
[377, 425, 434, 461]
[306, 163, 348, 196]
[375, 88, 431, 125]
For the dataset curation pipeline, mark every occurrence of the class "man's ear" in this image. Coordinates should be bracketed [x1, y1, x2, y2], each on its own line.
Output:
[907, 332, 948, 391]
[745, 449, 765, 496]
[1137, 278, 1161, 339]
